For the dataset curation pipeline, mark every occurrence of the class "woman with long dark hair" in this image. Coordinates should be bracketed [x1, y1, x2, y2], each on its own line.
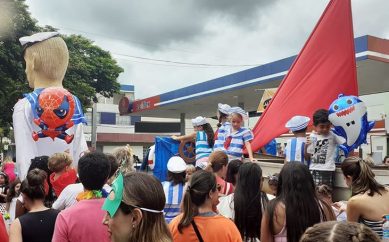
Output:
[169, 170, 241, 242]
[225, 159, 243, 186]
[341, 157, 389, 238]
[260, 162, 335, 242]
[218, 162, 268, 241]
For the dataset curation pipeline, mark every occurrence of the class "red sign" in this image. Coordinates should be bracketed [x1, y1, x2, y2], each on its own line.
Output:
[132, 96, 160, 113]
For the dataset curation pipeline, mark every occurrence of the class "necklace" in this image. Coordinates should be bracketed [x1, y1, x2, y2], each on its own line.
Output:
[76, 190, 105, 201]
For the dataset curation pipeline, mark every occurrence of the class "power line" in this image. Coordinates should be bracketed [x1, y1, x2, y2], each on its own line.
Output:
[115, 57, 250, 69]
[112, 53, 261, 67]
[55, 25, 262, 67]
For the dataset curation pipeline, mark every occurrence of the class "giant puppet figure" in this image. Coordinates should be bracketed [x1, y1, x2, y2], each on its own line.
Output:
[13, 32, 88, 179]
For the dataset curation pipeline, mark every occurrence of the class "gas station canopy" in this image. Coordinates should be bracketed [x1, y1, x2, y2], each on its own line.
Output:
[119, 35, 389, 119]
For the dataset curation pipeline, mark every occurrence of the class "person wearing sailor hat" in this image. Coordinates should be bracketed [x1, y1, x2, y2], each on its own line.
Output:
[224, 107, 254, 161]
[172, 116, 214, 169]
[161, 156, 187, 223]
[284, 115, 311, 165]
[214, 104, 233, 152]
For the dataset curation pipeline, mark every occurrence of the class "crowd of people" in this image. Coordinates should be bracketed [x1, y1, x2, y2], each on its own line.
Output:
[0, 103, 388, 242]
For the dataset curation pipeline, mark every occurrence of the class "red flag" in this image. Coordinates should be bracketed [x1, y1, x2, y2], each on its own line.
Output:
[250, 0, 358, 151]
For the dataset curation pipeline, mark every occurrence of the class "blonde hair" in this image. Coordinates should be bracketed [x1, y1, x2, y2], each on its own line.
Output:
[113, 145, 135, 174]
[300, 221, 380, 242]
[25, 37, 69, 81]
[48, 152, 72, 173]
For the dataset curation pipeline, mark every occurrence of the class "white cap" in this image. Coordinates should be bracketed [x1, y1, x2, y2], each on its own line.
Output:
[218, 103, 231, 115]
[285, 115, 310, 132]
[167, 156, 187, 173]
[191, 116, 208, 126]
[228, 106, 248, 119]
[19, 32, 59, 46]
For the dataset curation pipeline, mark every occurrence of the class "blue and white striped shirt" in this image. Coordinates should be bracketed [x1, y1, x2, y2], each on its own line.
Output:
[285, 137, 309, 166]
[214, 122, 231, 151]
[226, 127, 253, 160]
[195, 131, 212, 160]
[162, 181, 185, 224]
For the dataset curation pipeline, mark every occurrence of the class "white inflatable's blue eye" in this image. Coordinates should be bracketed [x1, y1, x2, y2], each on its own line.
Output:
[347, 99, 352, 105]
[333, 105, 339, 110]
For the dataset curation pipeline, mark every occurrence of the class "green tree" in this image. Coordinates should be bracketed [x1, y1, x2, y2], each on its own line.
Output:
[0, 0, 123, 131]
[0, 0, 40, 135]
[63, 35, 123, 105]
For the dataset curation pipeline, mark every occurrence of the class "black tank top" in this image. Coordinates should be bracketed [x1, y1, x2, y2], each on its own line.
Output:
[19, 209, 59, 242]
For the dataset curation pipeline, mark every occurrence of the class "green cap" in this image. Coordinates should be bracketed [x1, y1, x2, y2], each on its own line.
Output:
[102, 173, 124, 217]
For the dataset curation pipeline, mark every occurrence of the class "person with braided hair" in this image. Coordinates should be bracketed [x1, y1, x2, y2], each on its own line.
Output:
[299, 221, 380, 242]
[341, 156, 389, 238]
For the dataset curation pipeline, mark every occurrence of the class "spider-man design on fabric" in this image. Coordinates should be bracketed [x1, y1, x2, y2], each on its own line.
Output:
[32, 87, 75, 144]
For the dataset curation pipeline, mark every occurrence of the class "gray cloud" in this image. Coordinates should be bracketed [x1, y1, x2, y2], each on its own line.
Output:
[24, 0, 389, 99]
[25, 0, 274, 51]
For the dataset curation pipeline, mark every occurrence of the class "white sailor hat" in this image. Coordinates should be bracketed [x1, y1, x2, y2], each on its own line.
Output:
[228, 106, 248, 119]
[19, 32, 59, 47]
[191, 116, 208, 126]
[218, 103, 231, 115]
[285, 115, 310, 132]
[167, 156, 187, 173]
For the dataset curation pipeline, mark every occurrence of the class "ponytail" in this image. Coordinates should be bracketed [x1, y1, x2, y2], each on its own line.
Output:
[178, 187, 196, 233]
[341, 157, 385, 196]
[202, 123, 215, 148]
[177, 171, 217, 233]
[217, 111, 228, 128]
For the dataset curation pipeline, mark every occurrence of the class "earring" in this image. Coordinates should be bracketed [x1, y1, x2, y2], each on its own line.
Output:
[132, 224, 135, 229]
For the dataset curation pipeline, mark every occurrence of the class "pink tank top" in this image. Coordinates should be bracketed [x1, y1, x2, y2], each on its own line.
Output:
[274, 222, 287, 242]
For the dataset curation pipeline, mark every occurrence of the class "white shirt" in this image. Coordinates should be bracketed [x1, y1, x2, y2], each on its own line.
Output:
[13, 98, 88, 179]
[307, 131, 344, 171]
[52, 183, 84, 210]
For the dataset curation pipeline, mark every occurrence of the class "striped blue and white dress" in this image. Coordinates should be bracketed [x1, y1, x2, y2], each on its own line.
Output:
[226, 127, 254, 160]
[162, 181, 185, 224]
[285, 137, 310, 166]
[195, 131, 213, 161]
[213, 122, 231, 151]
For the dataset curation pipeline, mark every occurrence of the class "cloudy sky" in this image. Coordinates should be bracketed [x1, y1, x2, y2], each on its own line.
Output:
[25, 0, 389, 99]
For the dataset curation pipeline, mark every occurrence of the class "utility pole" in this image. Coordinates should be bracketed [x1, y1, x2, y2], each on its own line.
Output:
[91, 101, 97, 151]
